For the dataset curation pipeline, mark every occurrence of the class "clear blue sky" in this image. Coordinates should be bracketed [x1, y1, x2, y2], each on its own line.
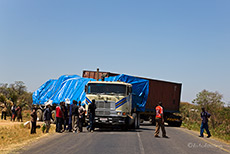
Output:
[0, 0, 229, 104]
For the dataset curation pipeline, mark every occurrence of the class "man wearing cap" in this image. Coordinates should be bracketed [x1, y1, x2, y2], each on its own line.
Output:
[43, 101, 53, 133]
[199, 107, 211, 138]
[154, 102, 167, 138]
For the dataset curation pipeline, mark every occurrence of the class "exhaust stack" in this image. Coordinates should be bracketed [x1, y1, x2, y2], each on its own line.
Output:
[96, 68, 99, 81]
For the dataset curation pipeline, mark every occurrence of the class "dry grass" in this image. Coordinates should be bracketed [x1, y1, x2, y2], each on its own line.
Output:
[0, 120, 56, 154]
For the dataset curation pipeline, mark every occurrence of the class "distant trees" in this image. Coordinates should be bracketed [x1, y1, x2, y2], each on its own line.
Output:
[0, 81, 32, 114]
[192, 89, 229, 132]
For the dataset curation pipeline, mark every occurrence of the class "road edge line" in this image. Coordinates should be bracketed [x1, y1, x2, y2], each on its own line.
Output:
[179, 128, 230, 153]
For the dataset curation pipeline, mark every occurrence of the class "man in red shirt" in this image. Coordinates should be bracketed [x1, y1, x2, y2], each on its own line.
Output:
[56, 102, 63, 133]
[154, 102, 167, 138]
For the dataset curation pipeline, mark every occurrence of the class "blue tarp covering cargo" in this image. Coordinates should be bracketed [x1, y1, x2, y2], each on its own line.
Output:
[104, 74, 149, 112]
[33, 74, 149, 112]
[32, 75, 95, 105]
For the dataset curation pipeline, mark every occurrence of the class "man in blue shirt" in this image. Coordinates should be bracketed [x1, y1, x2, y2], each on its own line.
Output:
[199, 107, 211, 138]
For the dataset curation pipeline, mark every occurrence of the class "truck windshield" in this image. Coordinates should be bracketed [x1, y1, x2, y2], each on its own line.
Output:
[87, 83, 126, 95]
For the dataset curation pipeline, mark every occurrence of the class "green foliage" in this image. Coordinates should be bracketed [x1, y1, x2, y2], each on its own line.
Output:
[192, 89, 224, 108]
[192, 90, 225, 129]
[0, 81, 32, 111]
[181, 90, 230, 143]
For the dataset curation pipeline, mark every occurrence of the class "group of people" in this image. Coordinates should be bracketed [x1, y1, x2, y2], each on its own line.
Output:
[0, 103, 22, 122]
[56, 99, 96, 133]
[11, 104, 23, 122]
[30, 99, 97, 135]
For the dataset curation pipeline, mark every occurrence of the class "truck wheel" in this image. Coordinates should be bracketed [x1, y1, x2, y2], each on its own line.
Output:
[36, 109, 43, 121]
[175, 121, 182, 127]
[136, 113, 140, 129]
[51, 110, 56, 124]
[130, 113, 137, 129]
[151, 116, 156, 126]
[132, 113, 139, 129]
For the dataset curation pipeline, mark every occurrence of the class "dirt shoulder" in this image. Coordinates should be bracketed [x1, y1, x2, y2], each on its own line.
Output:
[0, 119, 56, 154]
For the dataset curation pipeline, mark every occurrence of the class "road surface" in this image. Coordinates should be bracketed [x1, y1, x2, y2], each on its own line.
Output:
[16, 123, 230, 154]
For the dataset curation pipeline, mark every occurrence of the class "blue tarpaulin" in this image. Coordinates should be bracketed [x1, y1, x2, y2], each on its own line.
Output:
[33, 74, 149, 112]
[32, 75, 95, 105]
[104, 74, 149, 112]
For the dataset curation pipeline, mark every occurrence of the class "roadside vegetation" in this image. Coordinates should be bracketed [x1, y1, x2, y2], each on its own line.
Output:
[0, 81, 32, 114]
[0, 81, 55, 154]
[0, 121, 56, 154]
[180, 90, 230, 143]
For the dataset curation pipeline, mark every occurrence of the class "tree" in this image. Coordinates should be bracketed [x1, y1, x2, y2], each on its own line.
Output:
[192, 89, 224, 129]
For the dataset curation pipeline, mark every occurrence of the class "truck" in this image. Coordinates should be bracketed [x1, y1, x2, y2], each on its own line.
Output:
[84, 81, 139, 129]
[82, 70, 182, 127]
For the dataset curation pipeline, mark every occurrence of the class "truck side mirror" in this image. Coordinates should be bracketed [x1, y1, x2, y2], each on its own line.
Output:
[130, 87, 132, 93]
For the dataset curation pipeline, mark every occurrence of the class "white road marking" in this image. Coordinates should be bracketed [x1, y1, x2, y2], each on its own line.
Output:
[137, 132, 145, 154]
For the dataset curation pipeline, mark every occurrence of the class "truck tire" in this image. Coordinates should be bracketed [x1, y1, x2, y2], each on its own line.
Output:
[131, 113, 138, 129]
[36, 109, 43, 121]
[136, 113, 140, 129]
[150, 116, 156, 125]
[175, 121, 182, 127]
[51, 110, 56, 124]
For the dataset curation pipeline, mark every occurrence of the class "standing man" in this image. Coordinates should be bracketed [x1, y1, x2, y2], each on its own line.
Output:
[43, 103, 53, 133]
[16, 106, 23, 122]
[30, 108, 37, 134]
[62, 102, 68, 131]
[72, 100, 79, 133]
[11, 104, 17, 121]
[88, 99, 96, 133]
[78, 101, 86, 133]
[199, 107, 211, 138]
[1, 102, 7, 120]
[56, 102, 63, 133]
[67, 103, 72, 132]
[154, 102, 167, 138]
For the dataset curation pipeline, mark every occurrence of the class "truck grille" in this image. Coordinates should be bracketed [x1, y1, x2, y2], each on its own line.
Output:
[95, 101, 115, 116]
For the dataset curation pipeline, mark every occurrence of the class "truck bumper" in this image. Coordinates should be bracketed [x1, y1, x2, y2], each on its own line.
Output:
[92, 116, 127, 127]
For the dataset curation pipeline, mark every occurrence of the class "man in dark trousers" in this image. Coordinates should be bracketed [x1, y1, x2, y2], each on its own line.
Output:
[62, 102, 68, 131]
[43, 103, 54, 133]
[31, 108, 37, 134]
[56, 102, 63, 133]
[199, 107, 211, 138]
[78, 101, 86, 133]
[16, 106, 23, 122]
[88, 99, 96, 133]
[72, 100, 79, 133]
[154, 102, 168, 138]
[1, 102, 7, 120]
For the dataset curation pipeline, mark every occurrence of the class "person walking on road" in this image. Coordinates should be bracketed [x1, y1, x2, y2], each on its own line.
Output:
[199, 107, 211, 138]
[43, 103, 53, 133]
[72, 100, 79, 133]
[78, 101, 85, 133]
[154, 102, 168, 138]
[31, 108, 37, 134]
[87, 99, 96, 133]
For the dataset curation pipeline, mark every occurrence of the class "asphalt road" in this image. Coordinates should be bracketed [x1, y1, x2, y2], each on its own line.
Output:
[17, 123, 230, 154]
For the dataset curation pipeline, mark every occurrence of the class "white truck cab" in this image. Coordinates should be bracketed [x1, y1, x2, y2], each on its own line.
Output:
[85, 81, 135, 128]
